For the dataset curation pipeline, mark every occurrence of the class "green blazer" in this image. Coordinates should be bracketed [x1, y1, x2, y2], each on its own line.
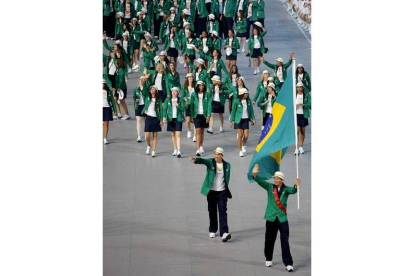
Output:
[263, 58, 293, 87]
[194, 157, 232, 198]
[130, 24, 145, 43]
[163, 96, 185, 122]
[182, 37, 199, 56]
[224, 37, 240, 56]
[132, 84, 150, 110]
[229, 97, 255, 123]
[198, 52, 229, 80]
[115, 18, 124, 37]
[211, 37, 222, 51]
[182, 85, 195, 108]
[188, 63, 210, 84]
[211, 0, 220, 18]
[190, 92, 212, 118]
[115, 67, 127, 91]
[142, 40, 159, 68]
[223, 0, 237, 18]
[257, 92, 277, 117]
[257, 0, 265, 19]
[296, 72, 311, 93]
[163, 34, 181, 51]
[253, 81, 267, 102]
[191, 0, 208, 18]
[206, 20, 220, 34]
[104, 88, 117, 114]
[103, 0, 112, 16]
[165, 71, 181, 97]
[254, 176, 297, 223]
[297, 92, 311, 119]
[208, 83, 228, 106]
[196, 37, 212, 55]
[235, 18, 247, 34]
[154, 0, 171, 18]
[102, 39, 132, 69]
[251, 1, 259, 21]
[247, 30, 267, 54]
[159, 21, 171, 39]
[146, 70, 167, 93]
[142, 96, 163, 119]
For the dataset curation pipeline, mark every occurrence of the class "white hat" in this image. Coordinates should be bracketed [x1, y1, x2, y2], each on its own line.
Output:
[297, 64, 304, 68]
[238, 88, 249, 95]
[212, 30, 219, 37]
[196, 58, 204, 64]
[296, 83, 304, 87]
[171, 87, 180, 93]
[149, 85, 158, 90]
[208, 14, 215, 20]
[186, 73, 193, 78]
[117, 12, 124, 17]
[238, 76, 245, 83]
[137, 11, 142, 16]
[262, 70, 269, 75]
[254, 21, 263, 28]
[276, 58, 284, 63]
[154, 55, 160, 62]
[114, 40, 121, 45]
[122, 32, 129, 37]
[268, 77, 274, 81]
[196, 80, 205, 86]
[132, 18, 137, 21]
[268, 83, 276, 90]
[273, 171, 284, 180]
[141, 8, 147, 12]
[211, 75, 222, 82]
[170, 7, 175, 11]
[183, 21, 190, 27]
[213, 147, 224, 156]
[159, 51, 166, 56]
[182, 8, 190, 15]
[144, 32, 152, 38]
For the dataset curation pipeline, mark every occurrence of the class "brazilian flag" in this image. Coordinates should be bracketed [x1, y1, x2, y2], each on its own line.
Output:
[247, 69, 296, 182]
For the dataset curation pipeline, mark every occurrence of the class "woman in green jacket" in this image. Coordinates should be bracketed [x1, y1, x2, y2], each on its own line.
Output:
[133, 75, 150, 143]
[295, 64, 311, 93]
[103, 79, 117, 145]
[190, 81, 212, 156]
[163, 26, 180, 65]
[130, 17, 146, 68]
[295, 83, 311, 155]
[165, 62, 181, 98]
[247, 23, 267, 75]
[229, 88, 256, 157]
[154, 0, 171, 40]
[206, 14, 219, 34]
[186, 57, 209, 84]
[115, 12, 125, 40]
[181, 29, 199, 74]
[207, 75, 228, 134]
[196, 48, 229, 80]
[163, 87, 185, 158]
[197, 30, 212, 57]
[223, 29, 241, 72]
[253, 69, 270, 103]
[182, 73, 196, 141]
[142, 63, 167, 104]
[142, 32, 159, 69]
[114, 58, 131, 120]
[142, 85, 164, 157]
[235, 10, 248, 53]
[261, 52, 294, 92]
[257, 83, 277, 130]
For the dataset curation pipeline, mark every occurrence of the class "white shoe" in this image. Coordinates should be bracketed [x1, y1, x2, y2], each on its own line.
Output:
[241, 48, 245, 53]
[207, 128, 213, 134]
[196, 150, 201, 157]
[242, 146, 246, 153]
[177, 151, 182, 158]
[239, 151, 244, 157]
[261, 126, 264, 130]
[187, 131, 192, 139]
[121, 114, 131, 120]
[199, 146, 205, 154]
[193, 136, 196, 142]
[209, 233, 215, 238]
[128, 68, 132, 74]
[172, 149, 177, 156]
[299, 147, 305, 154]
[140, 53, 143, 58]
[151, 151, 156, 157]
[253, 70, 257, 75]
[286, 265, 294, 272]
[237, 49, 240, 53]
[103, 138, 109, 145]
[137, 136, 142, 143]
[146, 146, 150, 155]
[265, 261, 273, 267]
[221, 233, 231, 242]
[294, 149, 299, 155]
[257, 67, 260, 73]
[117, 113, 123, 119]
[219, 126, 224, 133]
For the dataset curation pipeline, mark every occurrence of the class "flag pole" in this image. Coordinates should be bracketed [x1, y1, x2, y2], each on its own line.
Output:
[291, 57, 300, 209]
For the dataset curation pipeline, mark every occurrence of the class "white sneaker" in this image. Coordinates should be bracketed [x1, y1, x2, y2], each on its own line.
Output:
[237, 49, 240, 53]
[299, 147, 305, 154]
[242, 146, 246, 153]
[146, 146, 151, 155]
[137, 136, 142, 143]
[209, 233, 215, 238]
[207, 128, 213, 134]
[199, 146, 205, 154]
[253, 70, 257, 75]
[257, 67, 260, 73]
[265, 261, 273, 267]
[193, 136, 196, 142]
[219, 126, 224, 133]
[121, 114, 131, 120]
[261, 126, 264, 130]
[221, 233, 231, 242]
[172, 149, 177, 156]
[294, 149, 299, 155]
[176, 151, 182, 158]
[128, 68, 132, 74]
[140, 52, 143, 58]
[242, 48, 245, 53]
[103, 138, 109, 145]
[196, 150, 201, 157]
[117, 113, 123, 119]
[239, 151, 244, 157]
[187, 131, 192, 139]
[151, 151, 156, 157]
[286, 265, 294, 272]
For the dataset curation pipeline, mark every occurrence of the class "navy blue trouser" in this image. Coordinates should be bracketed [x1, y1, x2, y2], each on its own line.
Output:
[264, 218, 293, 266]
[207, 190, 229, 236]
[223, 17, 234, 39]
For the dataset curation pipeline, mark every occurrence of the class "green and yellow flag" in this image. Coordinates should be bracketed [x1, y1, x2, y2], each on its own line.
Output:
[247, 69, 296, 182]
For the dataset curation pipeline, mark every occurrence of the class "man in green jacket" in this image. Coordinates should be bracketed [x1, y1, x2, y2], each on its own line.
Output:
[191, 147, 232, 242]
[252, 164, 301, 272]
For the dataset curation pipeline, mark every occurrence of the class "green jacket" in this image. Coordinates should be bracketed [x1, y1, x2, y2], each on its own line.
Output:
[196, 37, 212, 55]
[159, 21, 171, 39]
[211, 0, 220, 18]
[142, 40, 159, 68]
[154, 0, 171, 18]
[235, 18, 247, 34]
[194, 157, 232, 198]
[191, 0, 208, 18]
[229, 97, 255, 123]
[163, 34, 181, 52]
[253, 80, 267, 102]
[103, 0, 112, 17]
[297, 92, 311, 119]
[165, 71, 181, 96]
[190, 92, 212, 118]
[115, 18, 124, 37]
[115, 67, 127, 91]
[257, 0, 265, 19]
[163, 96, 185, 122]
[257, 92, 277, 117]
[224, 37, 240, 56]
[296, 72, 311, 93]
[251, 1, 259, 21]
[188, 63, 210, 84]
[198, 51, 229, 80]
[182, 37, 199, 56]
[206, 20, 220, 34]
[104, 88, 117, 114]
[263, 58, 293, 87]
[142, 96, 163, 119]
[132, 83, 150, 110]
[223, 0, 237, 18]
[247, 30, 267, 53]
[182, 85, 195, 108]
[146, 69, 167, 93]
[208, 83, 228, 106]
[211, 37, 222, 51]
[254, 176, 297, 223]
[102, 39, 132, 69]
[130, 24, 146, 43]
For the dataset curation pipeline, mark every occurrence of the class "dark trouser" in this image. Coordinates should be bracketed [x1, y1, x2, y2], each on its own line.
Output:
[206, 2, 212, 13]
[264, 218, 293, 266]
[246, 19, 254, 39]
[258, 18, 265, 27]
[223, 17, 234, 39]
[219, 17, 224, 38]
[154, 16, 163, 38]
[106, 12, 116, 38]
[207, 190, 229, 236]
[263, 113, 270, 126]
[195, 16, 207, 37]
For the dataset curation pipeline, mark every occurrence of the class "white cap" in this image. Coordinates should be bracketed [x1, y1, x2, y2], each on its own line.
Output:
[183, 22, 190, 27]
[209, 14, 215, 20]
[273, 171, 284, 180]
[182, 8, 190, 15]
[213, 147, 224, 156]
[159, 51, 166, 56]
[268, 83, 276, 90]
[170, 7, 175, 11]
[149, 85, 158, 91]
[171, 87, 180, 93]
[141, 8, 147, 12]
[296, 83, 304, 87]
[196, 58, 204, 64]
[137, 11, 142, 16]
[262, 70, 269, 75]
[117, 12, 124, 17]
[122, 32, 129, 37]
[297, 64, 304, 68]
[268, 77, 274, 81]
[186, 73, 193, 78]
[254, 21, 263, 28]
[132, 18, 137, 21]
[196, 80, 205, 86]
[238, 76, 245, 83]
[276, 58, 284, 63]
[144, 32, 152, 38]
[114, 40, 121, 45]
[212, 30, 219, 37]
[238, 88, 249, 95]
[211, 75, 222, 82]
